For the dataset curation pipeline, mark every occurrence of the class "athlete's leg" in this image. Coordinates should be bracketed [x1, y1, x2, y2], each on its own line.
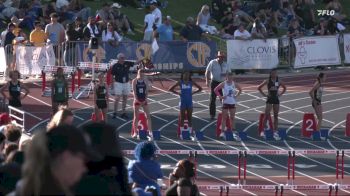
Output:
[142, 104, 152, 132]
[263, 104, 273, 130]
[101, 107, 107, 122]
[272, 104, 280, 131]
[315, 104, 323, 131]
[187, 107, 193, 133]
[133, 103, 140, 137]
[229, 107, 237, 130]
[221, 108, 228, 132]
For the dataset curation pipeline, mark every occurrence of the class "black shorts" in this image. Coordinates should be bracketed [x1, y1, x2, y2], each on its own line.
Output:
[96, 100, 107, 109]
[266, 96, 280, 104]
[312, 100, 321, 108]
[9, 99, 21, 107]
[222, 104, 236, 109]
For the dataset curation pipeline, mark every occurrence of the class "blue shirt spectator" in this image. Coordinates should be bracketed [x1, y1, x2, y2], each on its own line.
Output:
[127, 142, 163, 196]
[155, 16, 174, 41]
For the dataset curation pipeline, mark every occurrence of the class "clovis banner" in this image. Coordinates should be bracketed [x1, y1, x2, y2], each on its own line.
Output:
[226, 39, 279, 69]
[293, 36, 341, 68]
[77, 41, 217, 71]
[344, 34, 350, 64]
[15, 45, 55, 75]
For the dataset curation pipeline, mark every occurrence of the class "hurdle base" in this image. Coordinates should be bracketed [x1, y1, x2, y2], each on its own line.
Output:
[195, 131, 204, 141]
[224, 130, 235, 141]
[264, 129, 274, 140]
[312, 131, 321, 141]
[152, 130, 161, 140]
[278, 129, 287, 140]
[238, 131, 248, 141]
[139, 130, 149, 140]
[320, 129, 329, 140]
[181, 130, 191, 140]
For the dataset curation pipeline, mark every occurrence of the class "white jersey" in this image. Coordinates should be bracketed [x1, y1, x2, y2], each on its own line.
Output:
[223, 81, 236, 105]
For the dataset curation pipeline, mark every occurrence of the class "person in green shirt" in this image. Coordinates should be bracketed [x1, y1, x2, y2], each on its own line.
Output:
[51, 67, 69, 115]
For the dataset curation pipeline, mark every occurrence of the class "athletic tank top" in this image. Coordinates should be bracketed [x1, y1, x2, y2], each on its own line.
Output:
[96, 85, 106, 101]
[9, 81, 20, 99]
[223, 81, 236, 105]
[314, 82, 323, 102]
[53, 79, 66, 102]
[136, 79, 147, 101]
[267, 77, 279, 97]
[180, 80, 192, 102]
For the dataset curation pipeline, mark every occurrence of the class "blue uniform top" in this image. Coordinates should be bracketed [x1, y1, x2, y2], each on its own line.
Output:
[180, 80, 192, 104]
[135, 79, 147, 101]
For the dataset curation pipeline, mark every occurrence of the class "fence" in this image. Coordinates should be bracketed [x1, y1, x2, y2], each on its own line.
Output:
[2, 35, 349, 76]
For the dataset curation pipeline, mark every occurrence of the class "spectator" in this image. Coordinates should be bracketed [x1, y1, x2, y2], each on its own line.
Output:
[287, 19, 303, 40]
[73, 17, 84, 40]
[154, 15, 174, 41]
[83, 16, 101, 41]
[128, 142, 163, 196]
[0, 113, 11, 127]
[176, 178, 199, 196]
[0, 151, 22, 195]
[144, 7, 156, 41]
[111, 53, 135, 119]
[150, 0, 162, 28]
[47, 108, 74, 130]
[220, 14, 241, 39]
[68, 0, 91, 21]
[102, 22, 122, 47]
[326, 0, 346, 22]
[165, 159, 197, 196]
[314, 18, 330, 35]
[4, 143, 18, 159]
[45, 13, 65, 45]
[15, 125, 100, 195]
[233, 24, 251, 40]
[196, 4, 218, 35]
[4, 124, 22, 145]
[110, 4, 135, 35]
[64, 23, 81, 66]
[75, 123, 131, 195]
[251, 18, 267, 39]
[327, 17, 342, 35]
[180, 17, 205, 41]
[230, 0, 254, 23]
[96, 3, 113, 24]
[3, 23, 16, 47]
[30, 21, 47, 46]
[211, 0, 224, 23]
[293, 0, 315, 32]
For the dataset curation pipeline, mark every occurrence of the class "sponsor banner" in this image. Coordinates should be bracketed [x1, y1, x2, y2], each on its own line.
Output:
[0, 47, 6, 73]
[77, 41, 217, 70]
[227, 39, 279, 69]
[15, 45, 55, 75]
[344, 34, 350, 63]
[293, 36, 341, 68]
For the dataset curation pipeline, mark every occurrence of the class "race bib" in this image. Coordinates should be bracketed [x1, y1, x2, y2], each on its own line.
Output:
[17, 86, 20, 92]
[122, 77, 126, 83]
[275, 82, 279, 87]
[139, 88, 144, 94]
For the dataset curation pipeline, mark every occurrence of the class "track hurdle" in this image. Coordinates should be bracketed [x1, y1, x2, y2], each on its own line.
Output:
[8, 106, 25, 130]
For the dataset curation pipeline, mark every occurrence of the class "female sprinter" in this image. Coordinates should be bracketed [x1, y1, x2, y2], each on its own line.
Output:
[169, 71, 202, 134]
[94, 72, 109, 122]
[51, 67, 69, 115]
[132, 69, 152, 138]
[258, 68, 286, 139]
[214, 72, 242, 136]
[0, 70, 29, 108]
[309, 72, 325, 132]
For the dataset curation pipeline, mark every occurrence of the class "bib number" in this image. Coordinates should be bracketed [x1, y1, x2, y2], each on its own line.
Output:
[58, 87, 63, 94]
[138, 88, 144, 94]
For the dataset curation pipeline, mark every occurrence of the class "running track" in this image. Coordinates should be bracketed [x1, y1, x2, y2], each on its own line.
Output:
[18, 69, 350, 195]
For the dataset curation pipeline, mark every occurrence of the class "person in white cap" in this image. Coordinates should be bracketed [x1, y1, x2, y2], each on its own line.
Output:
[150, 0, 162, 28]
[153, 16, 174, 41]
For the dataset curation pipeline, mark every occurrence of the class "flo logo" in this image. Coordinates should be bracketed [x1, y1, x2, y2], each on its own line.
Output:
[187, 42, 211, 67]
[317, 10, 335, 16]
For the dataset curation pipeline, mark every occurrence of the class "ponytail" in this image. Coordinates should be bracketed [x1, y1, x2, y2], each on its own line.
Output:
[317, 72, 324, 84]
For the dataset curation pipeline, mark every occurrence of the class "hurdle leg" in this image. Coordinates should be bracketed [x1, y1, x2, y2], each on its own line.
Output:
[287, 151, 291, 185]
[243, 151, 247, 185]
[342, 150, 344, 185]
[238, 151, 242, 184]
[336, 151, 339, 183]
[292, 151, 295, 185]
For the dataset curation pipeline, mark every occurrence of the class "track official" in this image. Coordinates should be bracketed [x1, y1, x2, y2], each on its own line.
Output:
[205, 51, 230, 120]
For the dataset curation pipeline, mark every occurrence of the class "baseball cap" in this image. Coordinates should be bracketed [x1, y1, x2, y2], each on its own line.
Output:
[166, 15, 171, 20]
[46, 125, 102, 162]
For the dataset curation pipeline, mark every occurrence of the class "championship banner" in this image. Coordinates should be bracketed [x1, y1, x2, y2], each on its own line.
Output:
[0, 47, 6, 73]
[226, 39, 279, 69]
[16, 45, 55, 75]
[77, 41, 217, 71]
[344, 34, 350, 63]
[293, 36, 341, 68]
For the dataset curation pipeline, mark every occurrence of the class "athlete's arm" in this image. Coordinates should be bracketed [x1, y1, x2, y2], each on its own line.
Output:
[0, 82, 9, 100]
[235, 83, 242, 97]
[257, 80, 268, 97]
[191, 81, 202, 95]
[279, 80, 287, 96]
[20, 83, 30, 99]
[169, 81, 180, 96]
[214, 82, 225, 99]
[309, 81, 320, 99]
